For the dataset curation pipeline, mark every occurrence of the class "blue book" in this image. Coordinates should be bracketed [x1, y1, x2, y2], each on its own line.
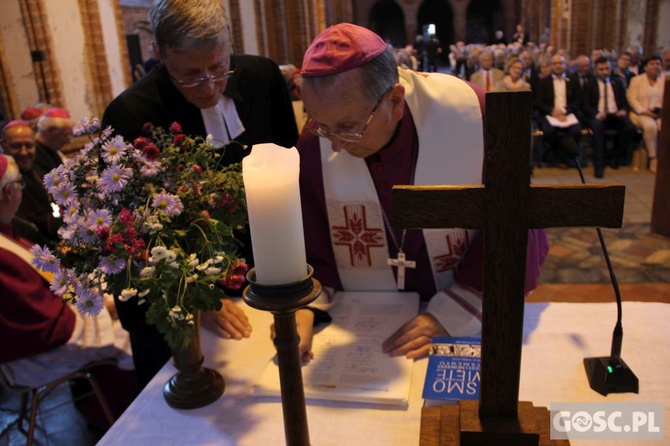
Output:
[422, 336, 481, 401]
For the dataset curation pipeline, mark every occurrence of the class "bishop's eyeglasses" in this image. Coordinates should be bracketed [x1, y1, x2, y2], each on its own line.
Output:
[307, 89, 388, 143]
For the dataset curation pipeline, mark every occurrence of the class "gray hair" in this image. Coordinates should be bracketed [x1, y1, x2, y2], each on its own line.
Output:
[149, 0, 230, 54]
[0, 155, 20, 190]
[302, 49, 398, 104]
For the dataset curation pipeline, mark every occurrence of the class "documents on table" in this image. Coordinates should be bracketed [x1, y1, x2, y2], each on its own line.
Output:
[253, 291, 420, 407]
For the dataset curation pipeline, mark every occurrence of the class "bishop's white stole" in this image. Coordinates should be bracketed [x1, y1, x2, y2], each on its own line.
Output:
[320, 68, 484, 297]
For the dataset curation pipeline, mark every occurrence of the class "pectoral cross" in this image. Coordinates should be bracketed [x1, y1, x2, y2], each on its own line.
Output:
[387, 251, 416, 290]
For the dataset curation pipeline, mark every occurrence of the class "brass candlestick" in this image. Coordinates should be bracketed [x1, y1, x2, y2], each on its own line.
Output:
[243, 265, 321, 446]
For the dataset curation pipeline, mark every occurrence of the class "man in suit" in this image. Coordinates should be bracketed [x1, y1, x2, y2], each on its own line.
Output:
[470, 51, 504, 92]
[102, 0, 299, 388]
[613, 51, 634, 88]
[582, 57, 637, 178]
[534, 54, 582, 166]
[520, 50, 539, 90]
[569, 55, 595, 123]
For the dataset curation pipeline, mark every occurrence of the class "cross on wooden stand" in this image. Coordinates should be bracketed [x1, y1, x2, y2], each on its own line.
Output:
[393, 91, 625, 445]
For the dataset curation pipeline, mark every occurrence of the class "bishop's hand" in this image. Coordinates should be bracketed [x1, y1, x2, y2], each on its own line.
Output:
[382, 313, 449, 359]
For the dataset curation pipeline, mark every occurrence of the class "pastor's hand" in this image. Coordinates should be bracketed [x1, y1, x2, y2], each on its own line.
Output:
[382, 313, 449, 359]
[202, 299, 252, 340]
[270, 309, 315, 365]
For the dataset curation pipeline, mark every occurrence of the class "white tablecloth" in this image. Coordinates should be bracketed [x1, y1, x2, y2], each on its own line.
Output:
[98, 301, 669, 446]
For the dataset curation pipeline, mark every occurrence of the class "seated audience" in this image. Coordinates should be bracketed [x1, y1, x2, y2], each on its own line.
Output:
[582, 57, 637, 178]
[0, 120, 62, 245]
[470, 50, 504, 92]
[535, 55, 582, 166]
[627, 55, 665, 173]
[0, 154, 138, 428]
[494, 56, 531, 92]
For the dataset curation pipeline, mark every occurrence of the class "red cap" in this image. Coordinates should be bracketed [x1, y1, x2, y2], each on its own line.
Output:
[301, 23, 387, 78]
[20, 107, 43, 121]
[44, 107, 70, 119]
[2, 120, 31, 133]
[39, 107, 72, 130]
[0, 155, 7, 180]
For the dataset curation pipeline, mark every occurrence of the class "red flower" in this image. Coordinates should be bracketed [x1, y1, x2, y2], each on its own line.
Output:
[231, 262, 248, 276]
[105, 233, 124, 253]
[177, 163, 185, 171]
[219, 274, 246, 290]
[173, 133, 186, 146]
[201, 210, 211, 219]
[192, 164, 202, 174]
[142, 122, 153, 131]
[95, 226, 110, 240]
[133, 137, 151, 150]
[143, 144, 160, 160]
[169, 122, 183, 134]
[119, 209, 134, 226]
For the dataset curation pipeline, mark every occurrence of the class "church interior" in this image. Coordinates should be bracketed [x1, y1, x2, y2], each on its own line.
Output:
[1, 0, 669, 444]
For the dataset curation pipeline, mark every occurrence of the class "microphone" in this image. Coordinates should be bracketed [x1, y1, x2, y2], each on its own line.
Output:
[572, 154, 639, 395]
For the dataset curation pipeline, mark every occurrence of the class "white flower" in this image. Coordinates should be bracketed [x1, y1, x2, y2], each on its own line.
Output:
[150, 246, 168, 262]
[186, 273, 198, 283]
[119, 288, 138, 302]
[140, 266, 156, 278]
[204, 266, 221, 275]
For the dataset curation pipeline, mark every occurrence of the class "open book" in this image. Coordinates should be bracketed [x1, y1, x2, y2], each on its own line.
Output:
[253, 291, 419, 407]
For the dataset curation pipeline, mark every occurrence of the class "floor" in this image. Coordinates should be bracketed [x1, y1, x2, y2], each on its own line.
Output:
[1, 164, 667, 446]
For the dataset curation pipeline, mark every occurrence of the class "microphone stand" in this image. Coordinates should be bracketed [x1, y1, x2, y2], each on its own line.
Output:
[574, 154, 639, 395]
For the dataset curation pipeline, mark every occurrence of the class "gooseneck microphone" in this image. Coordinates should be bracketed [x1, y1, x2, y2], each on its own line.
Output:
[572, 154, 639, 395]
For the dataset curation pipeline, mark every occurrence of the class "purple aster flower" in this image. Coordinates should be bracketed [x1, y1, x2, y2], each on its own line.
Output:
[30, 245, 61, 273]
[101, 135, 129, 164]
[99, 255, 126, 275]
[73, 117, 101, 136]
[43, 166, 68, 193]
[52, 182, 78, 208]
[87, 209, 113, 229]
[152, 191, 184, 217]
[74, 291, 104, 316]
[50, 268, 72, 297]
[99, 166, 132, 194]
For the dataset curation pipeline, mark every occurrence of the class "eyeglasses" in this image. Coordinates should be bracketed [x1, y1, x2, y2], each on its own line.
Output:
[168, 42, 236, 89]
[307, 90, 389, 143]
[170, 68, 235, 88]
[7, 142, 35, 151]
[7, 178, 26, 189]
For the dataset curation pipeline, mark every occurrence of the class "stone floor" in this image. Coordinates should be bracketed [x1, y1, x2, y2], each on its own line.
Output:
[1, 164, 667, 446]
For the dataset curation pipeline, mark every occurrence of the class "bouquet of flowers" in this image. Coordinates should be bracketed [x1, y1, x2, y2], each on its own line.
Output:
[31, 118, 249, 350]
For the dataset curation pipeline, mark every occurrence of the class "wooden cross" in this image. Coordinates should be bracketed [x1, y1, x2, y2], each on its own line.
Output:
[393, 91, 624, 444]
[387, 251, 416, 290]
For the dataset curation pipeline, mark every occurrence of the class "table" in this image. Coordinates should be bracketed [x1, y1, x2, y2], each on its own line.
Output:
[99, 301, 669, 445]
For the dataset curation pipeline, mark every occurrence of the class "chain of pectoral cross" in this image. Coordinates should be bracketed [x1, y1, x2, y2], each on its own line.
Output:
[377, 150, 418, 290]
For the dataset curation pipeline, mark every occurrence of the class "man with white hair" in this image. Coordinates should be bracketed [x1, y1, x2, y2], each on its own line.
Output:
[35, 107, 73, 175]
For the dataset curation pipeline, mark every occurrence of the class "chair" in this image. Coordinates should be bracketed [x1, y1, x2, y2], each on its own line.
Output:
[0, 359, 116, 446]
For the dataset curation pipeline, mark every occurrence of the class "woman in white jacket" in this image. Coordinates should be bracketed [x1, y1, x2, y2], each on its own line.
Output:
[627, 55, 664, 173]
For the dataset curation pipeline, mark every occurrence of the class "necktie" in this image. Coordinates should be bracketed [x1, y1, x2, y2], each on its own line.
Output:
[603, 80, 609, 115]
[486, 72, 491, 91]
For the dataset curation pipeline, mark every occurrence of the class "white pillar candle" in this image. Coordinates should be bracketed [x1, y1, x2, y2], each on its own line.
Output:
[242, 143, 307, 285]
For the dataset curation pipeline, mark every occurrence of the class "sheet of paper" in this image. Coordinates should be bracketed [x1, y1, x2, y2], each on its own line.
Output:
[253, 291, 419, 407]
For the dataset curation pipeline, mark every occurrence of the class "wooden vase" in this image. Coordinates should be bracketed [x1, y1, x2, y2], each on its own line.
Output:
[163, 312, 225, 409]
